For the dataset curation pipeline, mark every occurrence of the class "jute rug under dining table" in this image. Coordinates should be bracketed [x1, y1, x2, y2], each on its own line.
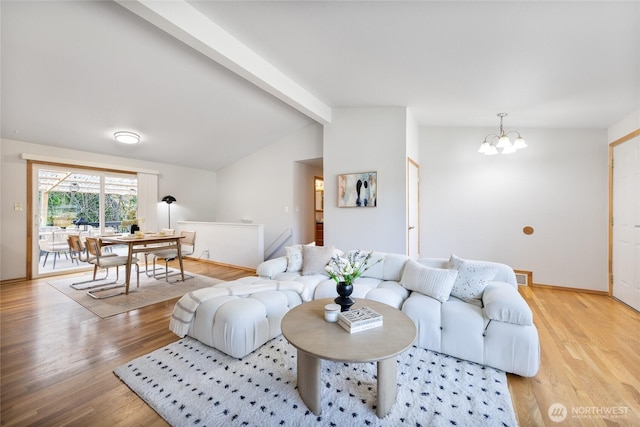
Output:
[47, 269, 223, 318]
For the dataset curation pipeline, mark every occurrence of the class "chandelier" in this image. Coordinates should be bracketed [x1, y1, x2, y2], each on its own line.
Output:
[478, 113, 527, 155]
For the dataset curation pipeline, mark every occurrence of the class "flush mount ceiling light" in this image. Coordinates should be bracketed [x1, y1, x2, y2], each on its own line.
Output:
[114, 131, 140, 144]
[478, 113, 527, 155]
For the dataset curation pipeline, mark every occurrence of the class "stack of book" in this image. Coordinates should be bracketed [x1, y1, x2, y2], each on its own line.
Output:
[337, 306, 383, 333]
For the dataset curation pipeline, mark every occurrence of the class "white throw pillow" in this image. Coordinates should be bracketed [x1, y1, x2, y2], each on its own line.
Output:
[285, 242, 315, 272]
[302, 245, 336, 276]
[400, 259, 458, 303]
[448, 254, 498, 306]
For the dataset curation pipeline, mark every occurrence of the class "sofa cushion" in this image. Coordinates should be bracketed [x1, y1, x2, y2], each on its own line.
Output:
[302, 245, 336, 275]
[285, 242, 315, 272]
[266, 273, 327, 302]
[441, 298, 487, 365]
[483, 282, 533, 326]
[366, 282, 409, 309]
[381, 253, 411, 281]
[356, 252, 410, 282]
[400, 259, 457, 303]
[257, 257, 288, 278]
[402, 292, 443, 352]
[448, 254, 498, 306]
[358, 251, 385, 279]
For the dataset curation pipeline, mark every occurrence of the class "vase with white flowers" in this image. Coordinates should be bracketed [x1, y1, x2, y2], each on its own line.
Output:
[121, 209, 145, 234]
[325, 250, 382, 311]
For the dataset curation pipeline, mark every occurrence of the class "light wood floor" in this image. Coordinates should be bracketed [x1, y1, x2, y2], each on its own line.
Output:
[1, 260, 639, 426]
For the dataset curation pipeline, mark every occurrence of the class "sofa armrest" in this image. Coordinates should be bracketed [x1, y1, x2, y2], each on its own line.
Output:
[482, 282, 533, 326]
[256, 257, 288, 279]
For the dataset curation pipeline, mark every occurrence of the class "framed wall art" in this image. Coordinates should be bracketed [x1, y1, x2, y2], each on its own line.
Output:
[338, 171, 377, 207]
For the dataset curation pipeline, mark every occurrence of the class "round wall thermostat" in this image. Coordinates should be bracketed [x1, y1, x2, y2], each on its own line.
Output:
[523, 226, 534, 235]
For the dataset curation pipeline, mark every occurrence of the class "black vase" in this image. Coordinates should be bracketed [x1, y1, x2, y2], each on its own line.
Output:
[334, 281, 355, 312]
[130, 224, 140, 234]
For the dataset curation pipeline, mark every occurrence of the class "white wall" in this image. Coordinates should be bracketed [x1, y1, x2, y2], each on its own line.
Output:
[0, 138, 217, 281]
[176, 221, 264, 269]
[154, 167, 217, 232]
[215, 123, 323, 257]
[420, 127, 609, 291]
[323, 107, 409, 253]
[608, 109, 640, 142]
[406, 109, 420, 162]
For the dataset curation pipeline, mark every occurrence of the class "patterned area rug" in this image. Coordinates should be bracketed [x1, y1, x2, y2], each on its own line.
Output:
[48, 270, 222, 318]
[114, 336, 517, 427]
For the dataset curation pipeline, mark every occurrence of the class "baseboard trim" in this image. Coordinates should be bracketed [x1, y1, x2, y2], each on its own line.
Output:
[529, 282, 609, 296]
[1, 277, 28, 286]
[186, 256, 256, 272]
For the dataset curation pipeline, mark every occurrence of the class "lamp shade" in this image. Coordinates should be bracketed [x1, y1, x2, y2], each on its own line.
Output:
[485, 145, 499, 155]
[501, 145, 517, 154]
[162, 195, 176, 204]
[513, 137, 528, 149]
[478, 141, 490, 153]
[496, 135, 512, 148]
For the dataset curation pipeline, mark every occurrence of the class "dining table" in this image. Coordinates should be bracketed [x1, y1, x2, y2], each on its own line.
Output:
[99, 233, 185, 294]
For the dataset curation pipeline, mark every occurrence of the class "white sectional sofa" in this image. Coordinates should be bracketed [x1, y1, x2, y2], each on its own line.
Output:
[255, 247, 411, 309]
[171, 245, 540, 377]
[403, 257, 540, 377]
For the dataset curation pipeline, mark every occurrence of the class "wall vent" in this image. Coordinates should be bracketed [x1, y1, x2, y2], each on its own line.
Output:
[514, 270, 532, 286]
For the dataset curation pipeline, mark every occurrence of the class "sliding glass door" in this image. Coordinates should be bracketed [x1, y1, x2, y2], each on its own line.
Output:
[31, 163, 138, 278]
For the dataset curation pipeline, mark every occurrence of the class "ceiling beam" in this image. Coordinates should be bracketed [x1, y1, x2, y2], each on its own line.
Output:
[115, 0, 332, 125]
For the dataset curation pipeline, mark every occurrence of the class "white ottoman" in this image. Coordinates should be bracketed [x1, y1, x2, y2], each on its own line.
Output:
[186, 285, 303, 358]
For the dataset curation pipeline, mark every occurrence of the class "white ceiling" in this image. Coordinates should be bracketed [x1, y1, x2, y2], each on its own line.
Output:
[2, 1, 639, 171]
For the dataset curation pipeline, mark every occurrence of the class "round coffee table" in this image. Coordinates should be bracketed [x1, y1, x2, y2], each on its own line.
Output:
[281, 298, 416, 418]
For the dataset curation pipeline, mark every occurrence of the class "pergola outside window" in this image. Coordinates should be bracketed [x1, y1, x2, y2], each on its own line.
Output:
[38, 169, 138, 233]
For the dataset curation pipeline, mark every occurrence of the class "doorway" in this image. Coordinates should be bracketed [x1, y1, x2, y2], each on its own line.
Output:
[29, 162, 138, 278]
[611, 130, 640, 312]
[315, 177, 324, 246]
[407, 158, 420, 258]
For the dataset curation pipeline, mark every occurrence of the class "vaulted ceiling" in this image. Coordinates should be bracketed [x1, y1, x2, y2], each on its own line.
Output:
[2, 1, 638, 171]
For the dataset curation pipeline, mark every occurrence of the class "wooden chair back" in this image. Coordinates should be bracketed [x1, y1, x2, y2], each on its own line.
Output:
[84, 237, 101, 260]
[181, 230, 196, 246]
[68, 234, 89, 263]
[180, 230, 196, 256]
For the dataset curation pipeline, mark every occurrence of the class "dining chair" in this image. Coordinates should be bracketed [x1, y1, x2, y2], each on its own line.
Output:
[143, 228, 176, 277]
[84, 237, 139, 299]
[39, 230, 71, 268]
[144, 228, 176, 277]
[68, 234, 117, 289]
[150, 230, 196, 282]
[67, 234, 87, 264]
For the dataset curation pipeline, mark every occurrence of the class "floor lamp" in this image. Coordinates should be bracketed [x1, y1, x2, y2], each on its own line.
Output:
[162, 195, 176, 229]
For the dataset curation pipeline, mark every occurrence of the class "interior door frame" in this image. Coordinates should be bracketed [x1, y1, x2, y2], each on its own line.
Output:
[608, 128, 640, 295]
[407, 157, 420, 258]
